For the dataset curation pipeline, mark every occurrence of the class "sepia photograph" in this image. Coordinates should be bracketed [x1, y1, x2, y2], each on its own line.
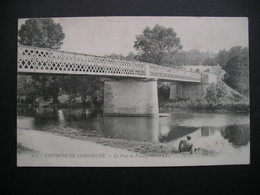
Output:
[16, 16, 250, 167]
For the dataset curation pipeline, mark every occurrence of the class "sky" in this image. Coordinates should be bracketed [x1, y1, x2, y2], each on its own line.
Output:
[18, 17, 248, 56]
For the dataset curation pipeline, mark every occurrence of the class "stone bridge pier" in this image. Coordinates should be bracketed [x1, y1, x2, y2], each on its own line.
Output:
[103, 78, 159, 116]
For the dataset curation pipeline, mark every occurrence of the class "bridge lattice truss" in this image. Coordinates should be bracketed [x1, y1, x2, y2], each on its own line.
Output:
[18, 45, 201, 83]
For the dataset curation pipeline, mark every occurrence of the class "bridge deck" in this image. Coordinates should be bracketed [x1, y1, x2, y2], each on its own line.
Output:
[17, 45, 201, 83]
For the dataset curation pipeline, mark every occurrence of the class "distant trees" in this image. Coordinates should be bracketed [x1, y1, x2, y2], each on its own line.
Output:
[189, 46, 249, 96]
[134, 25, 182, 66]
[216, 49, 229, 68]
[125, 52, 136, 61]
[105, 52, 137, 61]
[203, 57, 217, 66]
[105, 54, 127, 60]
[197, 46, 249, 96]
[171, 50, 217, 66]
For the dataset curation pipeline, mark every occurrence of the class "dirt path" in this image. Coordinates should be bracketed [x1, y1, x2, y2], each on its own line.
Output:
[17, 129, 135, 166]
[17, 129, 249, 167]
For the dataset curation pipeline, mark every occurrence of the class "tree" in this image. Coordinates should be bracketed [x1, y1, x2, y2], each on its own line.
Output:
[134, 24, 182, 66]
[61, 75, 104, 107]
[18, 18, 65, 49]
[31, 75, 63, 104]
[18, 18, 65, 104]
[216, 49, 229, 68]
[221, 46, 249, 95]
[17, 76, 38, 104]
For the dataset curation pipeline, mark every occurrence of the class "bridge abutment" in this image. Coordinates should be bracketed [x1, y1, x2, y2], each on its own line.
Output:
[169, 73, 218, 100]
[169, 83, 207, 100]
[103, 78, 159, 116]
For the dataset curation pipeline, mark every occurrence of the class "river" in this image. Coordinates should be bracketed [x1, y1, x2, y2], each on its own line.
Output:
[17, 107, 250, 158]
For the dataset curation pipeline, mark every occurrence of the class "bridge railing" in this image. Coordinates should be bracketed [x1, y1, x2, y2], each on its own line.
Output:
[18, 45, 147, 78]
[148, 64, 201, 82]
[17, 45, 201, 82]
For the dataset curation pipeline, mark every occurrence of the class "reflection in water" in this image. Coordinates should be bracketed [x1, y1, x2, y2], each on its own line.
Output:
[34, 108, 59, 123]
[201, 127, 219, 136]
[63, 108, 101, 121]
[17, 108, 250, 149]
[58, 109, 65, 123]
[159, 126, 198, 142]
[221, 125, 250, 146]
[17, 107, 34, 116]
[160, 125, 250, 147]
[102, 116, 159, 142]
[63, 109, 160, 142]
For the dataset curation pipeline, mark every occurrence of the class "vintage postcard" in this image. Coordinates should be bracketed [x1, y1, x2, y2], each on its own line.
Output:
[17, 17, 249, 166]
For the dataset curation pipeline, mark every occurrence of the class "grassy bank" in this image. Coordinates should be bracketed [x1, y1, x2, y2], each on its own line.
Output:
[159, 80, 250, 113]
[160, 99, 250, 113]
[17, 142, 35, 153]
[45, 126, 178, 157]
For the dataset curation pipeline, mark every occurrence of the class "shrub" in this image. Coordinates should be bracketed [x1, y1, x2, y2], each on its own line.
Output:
[204, 85, 218, 104]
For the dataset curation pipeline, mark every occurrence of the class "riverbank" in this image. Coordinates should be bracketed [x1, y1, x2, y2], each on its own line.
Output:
[18, 126, 179, 157]
[18, 97, 250, 115]
[17, 129, 134, 166]
[159, 99, 250, 113]
[17, 128, 249, 166]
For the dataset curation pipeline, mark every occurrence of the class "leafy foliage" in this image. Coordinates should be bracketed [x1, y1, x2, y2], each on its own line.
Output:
[134, 25, 182, 65]
[161, 98, 249, 113]
[204, 84, 228, 104]
[194, 46, 249, 96]
[165, 50, 217, 66]
[222, 47, 249, 95]
[204, 85, 218, 104]
[105, 52, 137, 61]
[60, 76, 104, 107]
[18, 18, 105, 108]
[216, 49, 229, 67]
[31, 75, 63, 103]
[17, 76, 38, 104]
[203, 57, 217, 66]
[18, 18, 65, 49]
[18, 18, 65, 104]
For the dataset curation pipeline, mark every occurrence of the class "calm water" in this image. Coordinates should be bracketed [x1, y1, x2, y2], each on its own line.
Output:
[17, 107, 250, 149]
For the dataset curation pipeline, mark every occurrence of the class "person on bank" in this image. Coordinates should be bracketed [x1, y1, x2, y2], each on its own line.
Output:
[178, 136, 193, 153]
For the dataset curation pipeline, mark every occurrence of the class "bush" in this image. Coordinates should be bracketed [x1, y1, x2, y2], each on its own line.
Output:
[204, 85, 217, 104]
[159, 82, 249, 113]
[204, 84, 227, 104]
[159, 97, 249, 113]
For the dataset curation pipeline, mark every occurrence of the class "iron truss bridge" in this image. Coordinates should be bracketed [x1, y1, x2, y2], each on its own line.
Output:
[17, 45, 202, 83]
